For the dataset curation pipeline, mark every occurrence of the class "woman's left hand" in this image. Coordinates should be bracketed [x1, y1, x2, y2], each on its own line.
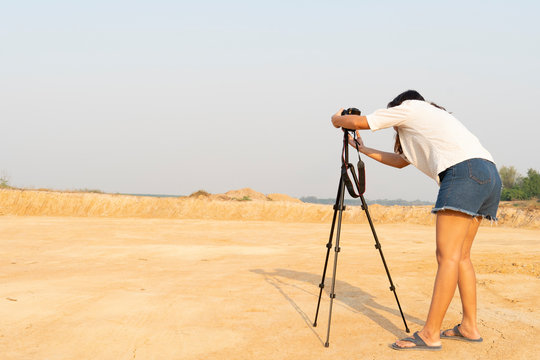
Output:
[331, 108, 344, 128]
[348, 131, 365, 151]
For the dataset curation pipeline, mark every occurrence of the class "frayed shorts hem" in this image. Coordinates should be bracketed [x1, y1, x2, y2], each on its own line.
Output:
[431, 206, 498, 222]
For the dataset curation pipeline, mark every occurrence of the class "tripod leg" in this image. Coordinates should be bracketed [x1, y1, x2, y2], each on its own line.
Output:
[360, 195, 410, 333]
[313, 207, 338, 327]
[313, 180, 343, 327]
[324, 179, 347, 347]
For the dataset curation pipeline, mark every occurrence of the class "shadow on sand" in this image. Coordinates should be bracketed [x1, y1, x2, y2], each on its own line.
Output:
[250, 268, 424, 342]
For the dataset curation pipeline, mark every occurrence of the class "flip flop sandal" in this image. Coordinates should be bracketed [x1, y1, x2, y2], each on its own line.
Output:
[441, 324, 483, 342]
[391, 331, 442, 351]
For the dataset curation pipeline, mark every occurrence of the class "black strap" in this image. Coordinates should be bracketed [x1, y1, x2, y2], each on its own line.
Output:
[341, 131, 366, 198]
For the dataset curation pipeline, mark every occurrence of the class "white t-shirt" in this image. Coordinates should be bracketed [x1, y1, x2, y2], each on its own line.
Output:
[366, 100, 494, 184]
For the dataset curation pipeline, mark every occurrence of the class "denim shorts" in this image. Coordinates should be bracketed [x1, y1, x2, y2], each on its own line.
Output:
[432, 158, 502, 221]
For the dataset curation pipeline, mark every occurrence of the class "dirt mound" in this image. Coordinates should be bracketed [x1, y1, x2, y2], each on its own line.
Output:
[191, 189, 302, 203]
[209, 194, 232, 201]
[224, 188, 268, 201]
[188, 190, 212, 199]
[266, 193, 302, 203]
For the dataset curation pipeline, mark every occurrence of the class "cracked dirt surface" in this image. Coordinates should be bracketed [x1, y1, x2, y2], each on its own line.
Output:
[0, 216, 538, 359]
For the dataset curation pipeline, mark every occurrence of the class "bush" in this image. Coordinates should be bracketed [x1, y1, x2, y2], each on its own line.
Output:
[234, 196, 252, 201]
[501, 187, 528, 201]
[0, 172, 10, 189]
[499, 167, 540, 200]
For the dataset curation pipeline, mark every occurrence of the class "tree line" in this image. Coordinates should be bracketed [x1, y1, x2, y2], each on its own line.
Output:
[499, 166, 540, 201]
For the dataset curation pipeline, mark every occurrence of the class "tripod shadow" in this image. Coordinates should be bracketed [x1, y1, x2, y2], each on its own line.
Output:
[250, 268, 424, 339]
[252, 268, 326, 345]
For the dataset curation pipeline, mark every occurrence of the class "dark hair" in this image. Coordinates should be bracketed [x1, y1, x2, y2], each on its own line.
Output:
[389, 90, 447, 154]
[388, 89, 446, 111]
[387, 89, 425, 108]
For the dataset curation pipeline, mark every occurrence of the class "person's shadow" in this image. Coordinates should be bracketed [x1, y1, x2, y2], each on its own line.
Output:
[250, 268, 424, 344]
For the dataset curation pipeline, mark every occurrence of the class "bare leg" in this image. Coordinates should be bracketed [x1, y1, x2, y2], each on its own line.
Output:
[394, 210, 474, 348]
[442, 217, 482, 339]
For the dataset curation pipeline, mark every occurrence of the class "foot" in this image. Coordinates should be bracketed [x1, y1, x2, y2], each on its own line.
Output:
[441, 324, 482, 341]
[393, 330, 442, 350]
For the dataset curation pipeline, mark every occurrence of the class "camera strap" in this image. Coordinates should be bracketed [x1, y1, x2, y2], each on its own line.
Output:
[341, 131, 366, 198]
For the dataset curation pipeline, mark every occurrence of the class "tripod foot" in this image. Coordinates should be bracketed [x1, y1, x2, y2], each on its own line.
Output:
[313, 322, 317, 327]
[406, 327, 410, 333]
[324, 342, 329, 348]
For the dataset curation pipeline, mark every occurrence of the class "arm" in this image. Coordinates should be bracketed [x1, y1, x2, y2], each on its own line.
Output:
[331, 109, 370, 130]
[359, 146, 410, 168]
[349, 133, 409, 169]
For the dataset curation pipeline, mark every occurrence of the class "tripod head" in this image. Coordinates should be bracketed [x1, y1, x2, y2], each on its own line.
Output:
[340, 107, 363, 146]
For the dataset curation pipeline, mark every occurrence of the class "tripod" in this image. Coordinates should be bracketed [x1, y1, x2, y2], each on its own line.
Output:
[313, 129, 410, 347]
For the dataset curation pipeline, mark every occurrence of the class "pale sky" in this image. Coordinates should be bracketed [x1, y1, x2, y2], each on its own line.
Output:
[1, 1, 539, 201]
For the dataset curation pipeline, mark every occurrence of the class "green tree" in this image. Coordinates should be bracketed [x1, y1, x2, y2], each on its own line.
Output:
[521, 169, 540, 198]
[499, 166, 520, 188]
[499, 167, 540, 200]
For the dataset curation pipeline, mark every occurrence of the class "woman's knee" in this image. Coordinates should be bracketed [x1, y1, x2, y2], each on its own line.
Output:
[436, 248, 461, 265]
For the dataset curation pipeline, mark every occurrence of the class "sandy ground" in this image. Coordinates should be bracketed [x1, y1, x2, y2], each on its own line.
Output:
[0, 216, 539, 360]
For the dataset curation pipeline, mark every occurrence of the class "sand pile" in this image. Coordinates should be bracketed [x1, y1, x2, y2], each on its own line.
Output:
[267, 193, 303, 203]
[187, 188, 301, 202]
[224, 188, 269, 201]
[1, 189, 538, 228]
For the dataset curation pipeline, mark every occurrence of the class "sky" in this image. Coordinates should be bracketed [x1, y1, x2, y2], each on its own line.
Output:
[1, 0, 539, 201]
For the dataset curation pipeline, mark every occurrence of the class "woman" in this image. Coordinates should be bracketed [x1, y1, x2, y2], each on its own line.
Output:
[331, 90, 501, 351]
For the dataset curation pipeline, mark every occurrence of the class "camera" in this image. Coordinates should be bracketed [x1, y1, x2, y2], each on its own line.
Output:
[341, 107, 361, 116]
[341, 108, 361, 132]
